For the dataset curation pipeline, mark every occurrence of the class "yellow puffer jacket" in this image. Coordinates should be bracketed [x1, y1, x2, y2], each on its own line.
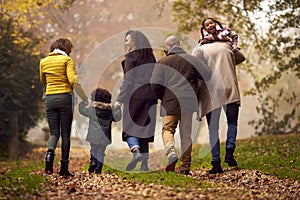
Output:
[40, 52, 88, 101]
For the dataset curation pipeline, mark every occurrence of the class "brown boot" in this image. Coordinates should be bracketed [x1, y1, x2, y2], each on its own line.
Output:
[165, 154, 178, 172]
[164, 143, 178, 172]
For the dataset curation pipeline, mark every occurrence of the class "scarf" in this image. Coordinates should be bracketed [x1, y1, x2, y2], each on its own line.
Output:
[52, 48, 68, 56]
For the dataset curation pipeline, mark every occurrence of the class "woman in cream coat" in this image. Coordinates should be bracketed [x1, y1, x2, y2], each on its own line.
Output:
[192, 38, 241, 174]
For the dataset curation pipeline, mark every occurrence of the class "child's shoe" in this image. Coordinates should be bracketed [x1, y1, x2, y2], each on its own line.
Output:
[95, 162, 103, 174]
[88, 161, 97, 174]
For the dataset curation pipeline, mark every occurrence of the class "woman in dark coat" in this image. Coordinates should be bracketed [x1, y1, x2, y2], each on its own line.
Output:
[116, 30, 157, 171]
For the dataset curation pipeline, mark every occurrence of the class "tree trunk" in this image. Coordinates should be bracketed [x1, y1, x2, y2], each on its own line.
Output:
[8, 112, 19, 159]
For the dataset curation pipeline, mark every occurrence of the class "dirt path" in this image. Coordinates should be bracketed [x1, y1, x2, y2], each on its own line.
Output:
[30, 147, 299, 200]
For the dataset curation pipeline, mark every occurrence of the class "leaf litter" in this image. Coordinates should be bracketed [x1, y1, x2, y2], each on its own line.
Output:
[2, 147, 300, 200]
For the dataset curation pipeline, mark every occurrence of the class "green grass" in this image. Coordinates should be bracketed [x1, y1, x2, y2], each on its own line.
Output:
[192, 133, 300, 180]
[106, 168, 211, 189]
[105, 133, 299, 189]
[0, 160, 46, 199]
[235, 133, 300, 180]
[0, 133, 299, 199]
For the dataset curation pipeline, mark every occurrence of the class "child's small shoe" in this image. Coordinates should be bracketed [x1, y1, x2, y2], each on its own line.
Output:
[95, 168, 102, 174]
[94, 161, 103, 174]
[88, 162, 97, 174]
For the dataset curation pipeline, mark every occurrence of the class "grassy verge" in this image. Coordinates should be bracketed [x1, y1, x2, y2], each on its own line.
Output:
[0, 142, 47, 199]
[0, 133, 298, 198]
[106, 133, 299, 187]
[0, 159, 46, 199]
[192, 133, 300, 180]
[235, 133, 300, 180]
[106, 168, 211, 190]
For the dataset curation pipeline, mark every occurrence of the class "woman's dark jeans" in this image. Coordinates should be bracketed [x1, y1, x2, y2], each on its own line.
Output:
[206, 103, 240, 162]
[45, 93, 73, 161]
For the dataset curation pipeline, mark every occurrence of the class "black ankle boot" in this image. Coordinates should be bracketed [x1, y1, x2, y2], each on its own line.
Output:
[126, 148, 142, 171]
[88, 161, 97, 174]
[95, 162, 103, 174]
[225, 148, 238, 167]
[140, 159, 149, 172]
[45, 149, 55, 174]
[59, 160, 74, 177]
[209, 161, 224, 174]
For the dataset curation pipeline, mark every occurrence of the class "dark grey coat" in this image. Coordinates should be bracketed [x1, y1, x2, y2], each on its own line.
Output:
[79, 101, 121, 145]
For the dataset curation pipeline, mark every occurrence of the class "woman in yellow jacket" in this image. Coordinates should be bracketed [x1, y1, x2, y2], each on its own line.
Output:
[40, 38, 88, 176]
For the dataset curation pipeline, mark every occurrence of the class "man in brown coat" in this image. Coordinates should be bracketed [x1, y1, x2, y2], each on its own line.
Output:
[151, 35, 209, 175]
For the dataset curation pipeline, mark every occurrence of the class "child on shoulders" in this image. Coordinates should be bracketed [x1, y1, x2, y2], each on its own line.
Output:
[199, 17, 239, 51]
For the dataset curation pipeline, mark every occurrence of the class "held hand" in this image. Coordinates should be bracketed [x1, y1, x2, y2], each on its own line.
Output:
[83, 100, 89, 106]
[114, 101, 122, 108]
[232, 44, 238, 51]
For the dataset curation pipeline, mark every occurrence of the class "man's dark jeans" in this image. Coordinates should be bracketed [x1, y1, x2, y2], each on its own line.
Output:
[206, 103, 240, 162]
